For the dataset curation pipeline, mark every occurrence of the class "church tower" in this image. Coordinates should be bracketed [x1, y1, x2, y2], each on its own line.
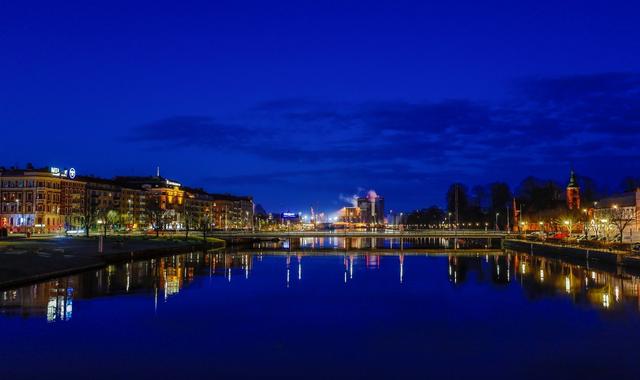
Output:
[566, 170, 580, 210]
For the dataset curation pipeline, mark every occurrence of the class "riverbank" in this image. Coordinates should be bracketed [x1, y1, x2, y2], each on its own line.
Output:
[0, 235, 225, 290]
[504, 238, 640, 268]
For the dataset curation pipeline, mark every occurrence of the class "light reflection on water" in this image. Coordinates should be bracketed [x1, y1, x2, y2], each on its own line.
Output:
[3, 244, 640, 379]
[2, 250, 640, 321]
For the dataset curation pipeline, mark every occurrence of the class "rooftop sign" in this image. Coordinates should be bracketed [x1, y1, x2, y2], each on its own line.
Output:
[51, 167, 76, 179]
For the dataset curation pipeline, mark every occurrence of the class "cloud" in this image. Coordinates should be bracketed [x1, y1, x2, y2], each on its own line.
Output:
[129, 72, 640, 192]
[129, 116, 257, 149]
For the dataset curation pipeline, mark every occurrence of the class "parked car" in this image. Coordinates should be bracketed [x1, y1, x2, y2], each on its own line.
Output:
[632, 243, 640, 254]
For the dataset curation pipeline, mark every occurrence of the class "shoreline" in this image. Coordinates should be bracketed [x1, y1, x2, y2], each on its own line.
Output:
[0, 236, 225, 291]
[2, 235, 638, 291]
[503, 239, 640, 273]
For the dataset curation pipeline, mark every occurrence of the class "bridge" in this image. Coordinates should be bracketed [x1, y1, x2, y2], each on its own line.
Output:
[209, 229, 508, 240]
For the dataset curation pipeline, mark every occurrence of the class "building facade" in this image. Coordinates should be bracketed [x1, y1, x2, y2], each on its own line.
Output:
[594, 189, 640, 243]
[210, 194, 254, 230]
[0, 166, 83, 232]
[1, 166, 255, 234]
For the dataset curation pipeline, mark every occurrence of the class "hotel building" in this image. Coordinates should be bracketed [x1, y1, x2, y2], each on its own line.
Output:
[0, 166, 84, 232]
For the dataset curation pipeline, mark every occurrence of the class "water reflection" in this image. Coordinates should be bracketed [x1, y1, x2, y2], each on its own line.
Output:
[255, 236, 502, 250]
[2, 249, 640, 322]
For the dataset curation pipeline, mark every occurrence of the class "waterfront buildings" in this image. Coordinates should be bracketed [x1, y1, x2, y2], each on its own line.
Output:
[0, 166, 82, 232]
[209, 193, 255, 230]
[594, 188, 640, 242]
[0, 166, 254, 233]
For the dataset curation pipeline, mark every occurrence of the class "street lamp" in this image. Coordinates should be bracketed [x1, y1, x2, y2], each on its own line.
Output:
[448, 212, 452, 231]
[495, 212, 500, 231]
[15, 199, 21, 232]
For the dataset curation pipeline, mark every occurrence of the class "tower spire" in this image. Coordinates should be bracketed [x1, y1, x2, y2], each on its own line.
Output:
[156, 166, 160, 177]
[566, 169, 580, 210]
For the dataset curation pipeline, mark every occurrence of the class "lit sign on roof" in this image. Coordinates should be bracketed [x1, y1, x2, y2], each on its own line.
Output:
[50, 167, 77, 179]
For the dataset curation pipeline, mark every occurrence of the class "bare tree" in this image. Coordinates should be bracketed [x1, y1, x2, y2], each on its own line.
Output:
[82, 196, 98, 237]
[200, 211, 213, 242]
[604, 206, 635, 243]
[146, 198, 166, 238]
[182, 206, 198, 239]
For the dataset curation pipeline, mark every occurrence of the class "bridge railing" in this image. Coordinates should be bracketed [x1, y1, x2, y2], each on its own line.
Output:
[209, 230, 508, 237]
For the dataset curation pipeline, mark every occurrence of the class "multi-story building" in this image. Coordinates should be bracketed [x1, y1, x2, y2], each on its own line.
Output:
[116, 175, 185, 230]
[210, 194, 254, 230]
[594, 189, 640, 243]
[60, 177, 86, 230]
[1, 166, 256, 233]
[80, 176, 122, 222]
[0, 166, 82, 232]
[77, 176, 150, 231]
[119, 187, 147, 230]
[182, 187, 214, 230]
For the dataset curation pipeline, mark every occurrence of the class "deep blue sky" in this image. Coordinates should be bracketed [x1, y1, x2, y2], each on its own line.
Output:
[1, 0, 639, 213]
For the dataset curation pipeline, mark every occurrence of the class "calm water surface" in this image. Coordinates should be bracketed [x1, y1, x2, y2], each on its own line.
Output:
[2, 244, 640, 379]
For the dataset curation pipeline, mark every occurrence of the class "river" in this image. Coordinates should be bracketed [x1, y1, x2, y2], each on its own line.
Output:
[1, 238, 639, 379]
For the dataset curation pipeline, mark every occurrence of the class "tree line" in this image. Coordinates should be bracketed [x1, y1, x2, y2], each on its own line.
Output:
[406, 175, 640, 230]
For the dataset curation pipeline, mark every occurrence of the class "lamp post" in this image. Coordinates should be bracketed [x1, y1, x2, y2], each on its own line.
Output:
[16, 199, 21, 232]
[582, 208, 589, 240]
[448, 212, 452, 231]
[495, 212, 500, 231]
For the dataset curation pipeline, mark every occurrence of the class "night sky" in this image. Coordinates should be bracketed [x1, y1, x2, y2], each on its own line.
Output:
[2, 1, 639, 213]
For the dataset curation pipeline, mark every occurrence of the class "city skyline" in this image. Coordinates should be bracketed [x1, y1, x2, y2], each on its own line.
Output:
[2, 1, 640, 211]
